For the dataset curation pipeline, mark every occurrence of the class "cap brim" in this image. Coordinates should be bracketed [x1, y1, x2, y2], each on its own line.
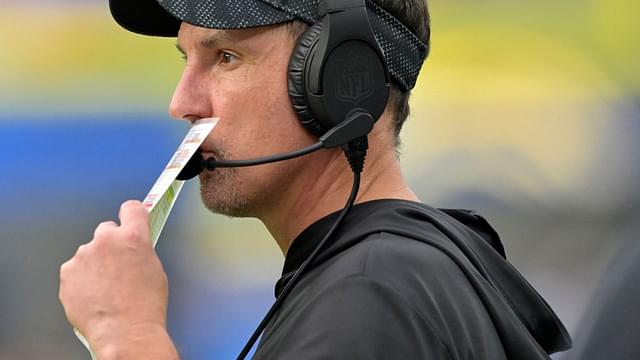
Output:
[110, 0, 181, 37]
[109, 0, 297, 37]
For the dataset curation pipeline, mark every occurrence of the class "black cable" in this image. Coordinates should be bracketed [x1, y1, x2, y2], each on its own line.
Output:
[204, 142, 324, 169]
[236, 170, 362, 360]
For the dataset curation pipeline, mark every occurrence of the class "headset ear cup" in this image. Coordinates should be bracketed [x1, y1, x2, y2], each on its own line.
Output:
[288, 22, 326, 137]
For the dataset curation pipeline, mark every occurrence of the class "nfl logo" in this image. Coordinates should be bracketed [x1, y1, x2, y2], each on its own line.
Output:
[334, 50, 374, 105]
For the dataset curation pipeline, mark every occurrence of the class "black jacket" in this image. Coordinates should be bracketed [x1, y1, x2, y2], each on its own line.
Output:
[255, 199, 571, 359]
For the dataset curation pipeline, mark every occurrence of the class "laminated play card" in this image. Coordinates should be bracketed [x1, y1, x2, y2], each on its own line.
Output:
[143, 118, 218, 246]
[74, 117, 218, 358]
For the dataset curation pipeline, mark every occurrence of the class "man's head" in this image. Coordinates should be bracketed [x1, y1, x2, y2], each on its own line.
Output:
[109, 0, 429, 218]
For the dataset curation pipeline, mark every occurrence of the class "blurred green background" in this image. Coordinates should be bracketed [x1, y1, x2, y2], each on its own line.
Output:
[1, 0, 638, 358]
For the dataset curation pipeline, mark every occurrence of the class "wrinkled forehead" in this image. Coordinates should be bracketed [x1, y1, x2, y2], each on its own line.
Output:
[176, 22, 289, 51]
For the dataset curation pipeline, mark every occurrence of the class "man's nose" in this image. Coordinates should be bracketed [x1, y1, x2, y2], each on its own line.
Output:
[169, 67, 212, 122]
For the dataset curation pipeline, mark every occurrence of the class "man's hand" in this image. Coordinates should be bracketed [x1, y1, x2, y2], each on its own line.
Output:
[59, 200, 178, 359]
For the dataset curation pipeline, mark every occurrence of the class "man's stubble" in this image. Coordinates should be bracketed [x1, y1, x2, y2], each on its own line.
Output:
[198, 146, 250, 218]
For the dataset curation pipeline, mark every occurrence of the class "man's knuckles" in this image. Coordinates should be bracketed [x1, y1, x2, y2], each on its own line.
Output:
[59, 260, 77, 301]
[91, 225, 149, 249]
[73, 243, 90, 257]
[93, 221, 118, 238]
[120, 226, 151, 247]
[59, 259, 74, 279]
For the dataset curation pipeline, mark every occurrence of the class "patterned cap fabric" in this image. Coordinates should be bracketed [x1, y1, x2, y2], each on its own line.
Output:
[109, 0, 428, 90]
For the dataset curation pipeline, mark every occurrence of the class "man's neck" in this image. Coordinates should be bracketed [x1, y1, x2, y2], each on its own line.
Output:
[258, 132, 419, 256]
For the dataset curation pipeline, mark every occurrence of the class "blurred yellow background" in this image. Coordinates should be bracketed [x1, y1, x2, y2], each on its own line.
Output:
[1, 1, 638, 359]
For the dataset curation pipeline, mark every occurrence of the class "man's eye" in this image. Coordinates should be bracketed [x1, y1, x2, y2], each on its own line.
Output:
[220, 51, 236, 64]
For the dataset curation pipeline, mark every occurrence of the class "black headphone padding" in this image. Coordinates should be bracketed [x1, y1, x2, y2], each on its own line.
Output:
[287, 22, 326, 137]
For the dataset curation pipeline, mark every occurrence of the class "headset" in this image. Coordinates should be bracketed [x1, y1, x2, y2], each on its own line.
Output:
[177, 1, 398, 358]
[288, 0, 389, 139]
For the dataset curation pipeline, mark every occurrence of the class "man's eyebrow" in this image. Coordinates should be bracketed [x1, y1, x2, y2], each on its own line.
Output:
[175, 32, 234, 55]
[199, 32, 233, 49]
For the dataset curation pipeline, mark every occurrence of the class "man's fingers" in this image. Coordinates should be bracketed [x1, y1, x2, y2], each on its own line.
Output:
[94, 221, 118, 238]
[119, 200, 151, 241]
[119, 200, 149, 226]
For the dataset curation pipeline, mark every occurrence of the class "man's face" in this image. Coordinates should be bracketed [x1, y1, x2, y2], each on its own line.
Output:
[171, 23, 315, 217]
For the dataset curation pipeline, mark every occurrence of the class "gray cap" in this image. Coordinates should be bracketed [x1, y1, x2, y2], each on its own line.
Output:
[109, 0, 428, 90]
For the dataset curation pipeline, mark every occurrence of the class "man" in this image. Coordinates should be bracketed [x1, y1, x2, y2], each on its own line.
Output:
[59, 0, 571, 359]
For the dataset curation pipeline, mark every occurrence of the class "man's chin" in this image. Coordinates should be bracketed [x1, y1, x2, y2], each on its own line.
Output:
[201, 198, 249, 218]
[198, 175, 250, 218]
